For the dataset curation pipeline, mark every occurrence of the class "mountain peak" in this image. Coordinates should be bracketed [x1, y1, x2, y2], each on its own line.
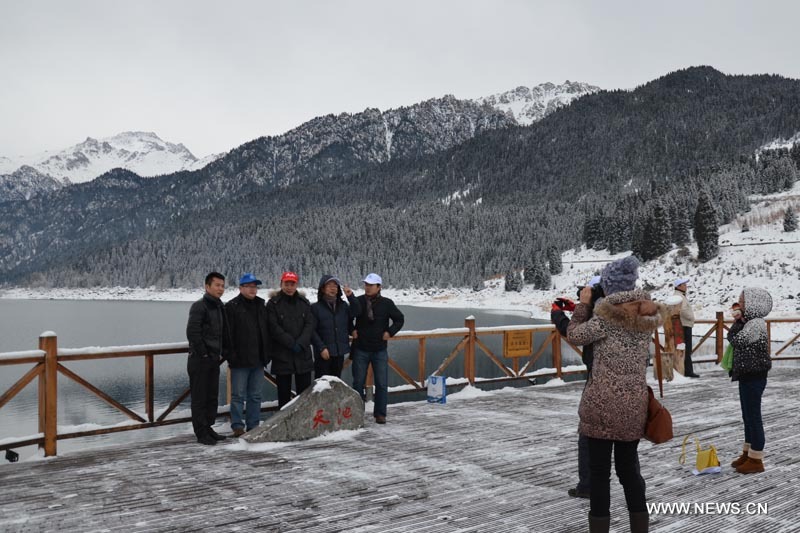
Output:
[475, 80, 600, 125]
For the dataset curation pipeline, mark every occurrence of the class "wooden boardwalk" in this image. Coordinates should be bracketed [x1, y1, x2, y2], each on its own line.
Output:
[2, 365, 799, 532]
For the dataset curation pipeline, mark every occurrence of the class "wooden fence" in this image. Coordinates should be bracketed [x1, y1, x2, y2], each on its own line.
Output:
[2, 314, 799, 457]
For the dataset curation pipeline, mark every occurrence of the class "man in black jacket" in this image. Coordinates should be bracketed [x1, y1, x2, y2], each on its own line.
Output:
[550, 275, 601, 499]
[351, 273, 404, 424]
[225, 273, 270, 437]
[266, 271, 316, 408]
[186, 272, 231, 445]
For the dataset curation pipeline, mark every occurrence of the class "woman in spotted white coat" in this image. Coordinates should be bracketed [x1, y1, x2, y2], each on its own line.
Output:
[567, 256, 665, 533]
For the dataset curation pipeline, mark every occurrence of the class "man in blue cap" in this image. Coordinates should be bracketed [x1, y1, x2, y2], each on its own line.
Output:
[225, 273, 270, 436]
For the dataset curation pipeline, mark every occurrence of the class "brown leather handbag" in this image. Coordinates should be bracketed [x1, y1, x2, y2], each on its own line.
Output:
[644, 386, 673, 444]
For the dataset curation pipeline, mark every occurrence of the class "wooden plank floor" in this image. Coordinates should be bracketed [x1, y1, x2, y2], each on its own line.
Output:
[2, 365, 799, 532]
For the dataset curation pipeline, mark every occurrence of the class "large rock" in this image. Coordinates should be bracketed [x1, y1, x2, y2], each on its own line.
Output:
[243, 376, 365, 443]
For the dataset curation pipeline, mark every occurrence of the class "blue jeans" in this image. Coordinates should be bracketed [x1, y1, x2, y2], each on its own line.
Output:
[351, 348, 389, 418]
[230, 366, 263, 431]
[739, 378, 767, 451]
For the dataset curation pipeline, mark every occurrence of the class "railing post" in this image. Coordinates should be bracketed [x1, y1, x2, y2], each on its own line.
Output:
[715, 311, 724, 363]
[767, 321, 772, 356]
[39, 332, 58, 457]
[552, 331, 562, 379]
[418, 338, 426, 385]
[465, 317, 476, 385]
[145, 353, 154, 422]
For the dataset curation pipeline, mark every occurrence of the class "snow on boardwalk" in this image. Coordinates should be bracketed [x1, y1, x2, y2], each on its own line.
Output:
[2, 367, 799, 532]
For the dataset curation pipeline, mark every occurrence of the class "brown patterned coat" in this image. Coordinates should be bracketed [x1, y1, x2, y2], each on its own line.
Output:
[567, 289, 665, 441]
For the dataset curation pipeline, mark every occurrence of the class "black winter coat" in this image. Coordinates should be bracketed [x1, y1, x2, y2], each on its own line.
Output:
[266, 291, 315, 375]
[352, 294, 404, 352]
[225, 294, 270, 368]
[311, 294, 361, 358]
[186, 293, 231, 360]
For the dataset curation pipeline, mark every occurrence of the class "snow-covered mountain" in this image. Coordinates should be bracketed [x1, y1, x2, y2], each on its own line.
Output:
[0, 165, 61, 201]
[0, 131, 223, 185]
[475, 81, 600, 125]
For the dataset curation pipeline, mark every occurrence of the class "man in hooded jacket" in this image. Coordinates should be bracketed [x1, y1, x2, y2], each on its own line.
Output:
[311, 275, 361, 379]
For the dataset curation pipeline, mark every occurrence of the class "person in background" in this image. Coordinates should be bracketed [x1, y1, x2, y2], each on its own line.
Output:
[550, 275, 603, 500]
[568, 256, 664, 533]
[267, 271, 315, 408]
[351, 273, 404, 424]
[186, 272, 231, 446]
[674, 278, 700, 378]
[728, 287, 773, 474]
[225, 273, 270, 437]
[311, 275, 361, 379]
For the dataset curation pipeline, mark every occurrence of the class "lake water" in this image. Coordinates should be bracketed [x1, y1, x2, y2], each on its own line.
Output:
[0, 299, 573, 460]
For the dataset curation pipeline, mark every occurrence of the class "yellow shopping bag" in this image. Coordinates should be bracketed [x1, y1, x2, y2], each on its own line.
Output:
[679, 435, 721, 474]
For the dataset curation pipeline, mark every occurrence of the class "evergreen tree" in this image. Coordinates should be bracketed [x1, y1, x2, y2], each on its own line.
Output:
[784, 207, 797, 232]
[524, 261, 537, 285]
[514, 271, 524, 292]
[504, 270, 517, 292]
[694, 192, 719, 262]
[670, 204, 690, 246]
[546, 246, 563, 275]
[645, 202, 672, 260]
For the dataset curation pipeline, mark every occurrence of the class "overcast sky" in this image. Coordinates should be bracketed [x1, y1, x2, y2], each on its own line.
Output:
[1, 0, 799, 158]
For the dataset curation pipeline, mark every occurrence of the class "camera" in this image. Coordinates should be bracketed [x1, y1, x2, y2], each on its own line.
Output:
[576, 284, 605, 304]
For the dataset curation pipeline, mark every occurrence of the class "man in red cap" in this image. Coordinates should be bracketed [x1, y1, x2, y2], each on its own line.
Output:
[266, 271, 316, 407]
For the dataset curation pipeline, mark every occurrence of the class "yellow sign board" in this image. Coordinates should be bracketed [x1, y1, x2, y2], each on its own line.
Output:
[503, 330, 533, 358]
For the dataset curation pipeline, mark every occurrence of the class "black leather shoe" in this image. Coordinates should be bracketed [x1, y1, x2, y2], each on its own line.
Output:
[197, 435, 217, 445]
[568, 488, 590, 499]
[687, 373, 701, 378]
[208, 429, 227, 441]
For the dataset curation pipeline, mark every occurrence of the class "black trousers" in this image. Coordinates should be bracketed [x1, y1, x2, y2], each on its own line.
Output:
[275, 372, 312, 408]
[683, 326, 695, 375]
[187, 355, 220, 438]
[314, 355, 344, 380]
[587, 437, 646, 518]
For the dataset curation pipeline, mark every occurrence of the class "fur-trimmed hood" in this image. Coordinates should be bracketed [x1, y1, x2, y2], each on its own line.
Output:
[594, 289, 665, 333]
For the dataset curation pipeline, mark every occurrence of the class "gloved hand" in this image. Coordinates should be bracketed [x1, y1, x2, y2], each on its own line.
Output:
[291, 343, 303, 353]
[552, 298, 576, 312]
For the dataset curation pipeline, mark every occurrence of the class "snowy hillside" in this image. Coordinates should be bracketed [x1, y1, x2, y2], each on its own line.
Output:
[475, 81, 600, 125]
[0, 131, 223, 184]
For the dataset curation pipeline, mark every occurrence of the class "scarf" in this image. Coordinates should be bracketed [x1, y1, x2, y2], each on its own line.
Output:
[366, 294, 379, 321]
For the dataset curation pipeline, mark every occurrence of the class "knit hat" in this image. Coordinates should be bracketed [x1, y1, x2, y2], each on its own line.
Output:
[600, 256, 639, 296]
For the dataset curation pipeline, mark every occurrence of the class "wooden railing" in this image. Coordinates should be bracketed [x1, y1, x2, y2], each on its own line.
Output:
[2, 314, 799, 457]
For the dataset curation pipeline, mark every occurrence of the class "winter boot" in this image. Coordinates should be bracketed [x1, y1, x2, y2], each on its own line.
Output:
[629, 511, 649, 533]
[731, 443, 750, 468]
[736, 449, 765, 474]
[588, 514, 610, 533]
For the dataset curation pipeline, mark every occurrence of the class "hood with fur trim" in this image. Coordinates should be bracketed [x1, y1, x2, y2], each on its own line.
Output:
[594, 290, 665, 333]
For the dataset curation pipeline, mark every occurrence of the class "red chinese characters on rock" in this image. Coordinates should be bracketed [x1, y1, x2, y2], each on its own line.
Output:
[311, 407, 353, 429]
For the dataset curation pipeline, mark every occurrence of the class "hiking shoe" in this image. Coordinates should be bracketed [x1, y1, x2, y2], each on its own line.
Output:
[197, 435, 217, 446]
[568, 488, 590, 499]
[375, 416, 386, 424]
[208, 429, 227, 441]
[232, 428, 245, 437]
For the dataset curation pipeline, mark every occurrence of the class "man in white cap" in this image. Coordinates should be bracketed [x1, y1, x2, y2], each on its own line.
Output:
[351, 273, 404, 424]
[674, 278, 699, 378]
